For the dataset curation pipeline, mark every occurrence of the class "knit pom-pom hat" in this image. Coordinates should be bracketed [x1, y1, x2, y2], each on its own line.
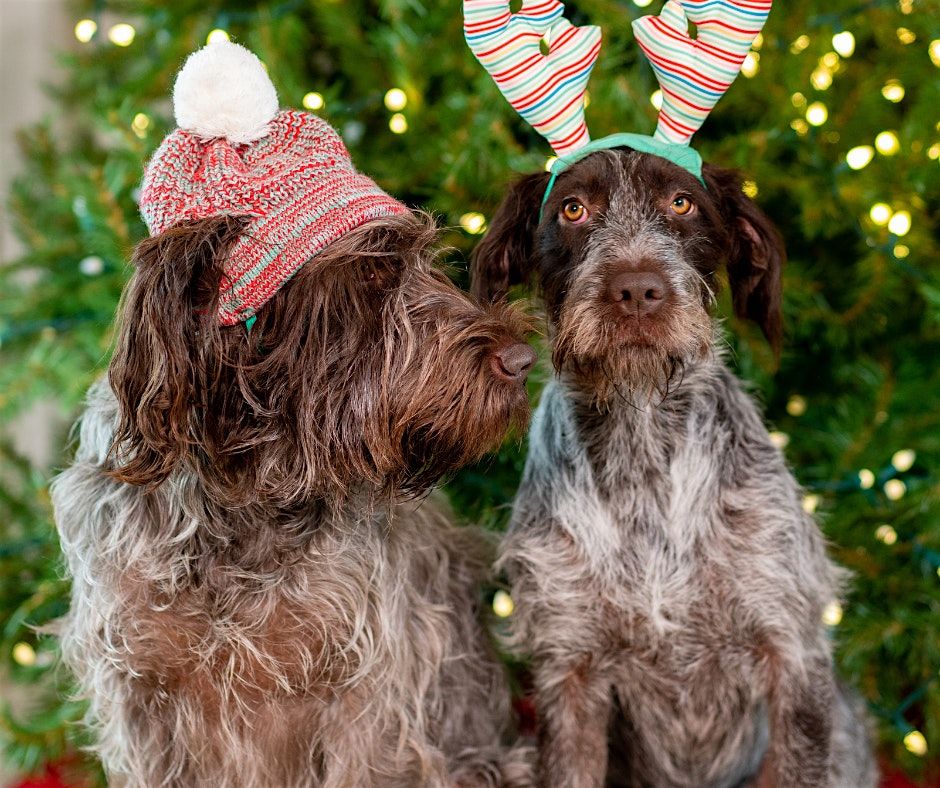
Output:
[140, 41, 409, 325]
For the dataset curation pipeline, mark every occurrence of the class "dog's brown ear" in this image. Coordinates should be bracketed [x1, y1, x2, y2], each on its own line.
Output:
[704, 164, 785, 355]
[471, 171, 550, 303]
[107, 216, 245, 487]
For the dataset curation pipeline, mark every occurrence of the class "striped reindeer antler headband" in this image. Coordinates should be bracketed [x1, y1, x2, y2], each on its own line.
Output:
[463, 0, 773, 209]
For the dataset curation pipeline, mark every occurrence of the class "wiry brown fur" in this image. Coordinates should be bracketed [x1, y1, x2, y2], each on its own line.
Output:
[52, 212, 535, 787]
[473, 150, 876, 787]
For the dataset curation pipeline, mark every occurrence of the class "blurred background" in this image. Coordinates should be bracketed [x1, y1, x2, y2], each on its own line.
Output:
[0, 0, 938, 785]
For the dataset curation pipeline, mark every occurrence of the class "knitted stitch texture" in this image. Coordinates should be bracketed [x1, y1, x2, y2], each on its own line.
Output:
[140, 110, 409, 325]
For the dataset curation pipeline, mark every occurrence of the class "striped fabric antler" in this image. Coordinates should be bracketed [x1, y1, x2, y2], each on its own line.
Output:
[464, 1, 602, 156]
[632, 0, 772, 145]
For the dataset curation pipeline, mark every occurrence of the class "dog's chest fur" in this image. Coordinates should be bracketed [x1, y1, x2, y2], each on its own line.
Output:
[503, 357, 829, 786]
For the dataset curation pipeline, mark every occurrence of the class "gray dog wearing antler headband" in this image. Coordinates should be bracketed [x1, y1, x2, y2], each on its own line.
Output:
[465, 1, 877, 786]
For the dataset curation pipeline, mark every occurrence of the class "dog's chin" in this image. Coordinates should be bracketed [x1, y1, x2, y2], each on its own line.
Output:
[554, 311, 711, 408]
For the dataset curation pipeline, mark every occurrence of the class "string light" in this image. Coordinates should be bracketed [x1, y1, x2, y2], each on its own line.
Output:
[632, 0, 655, 7]
[131, 112, 150, 138]
[206, 29, 230, 44]
[786, 395, 807, 416]
[896, 28, 916, 45]
[846, 146, 874, 170]
[459, 212, 487, 235]
[869, 203, 891, 225]
[79, 255, 104, 276]
[930, 40, 940, 68]
[74, 19, 97, 43]
[384, 88, 407, 112]
[108, 23, 136, 47]
[928, 143, 940, 160]
[12, 642, 36, 667]
[803, 494, 820, 513]
[884, 479, 906, 500]
[790, 35, 810, 54]
[805, 102, 828, 126]
[858, 469, 875, 489]
[831, 31, 855, 57]
[389, 113, 408, 134]
[752, 33, 764, 51]
[650, 90, 663, 110]
[888, 210, 911, 236]
[904, 730, 927, 756]
[875, 524, 898, 545]
[741, 53, 759, 78]
[769, 431, 789, 449]
[302, 92, 324, 111]
[791, 119, 809, 136]
[892, 449, 916, 472]
[544, 156, 557, 172]
[875, 131, 900, 156]
[881, 80, 905, 103]
[898, 0, 913, 13]
[821, 601, 843, 626]
[894, 244, 910, 258]
[492, 590, 514, 618]
[811, 67, 832, 90]
[742, 180, 758, 198]
[790, 92, 807, 108]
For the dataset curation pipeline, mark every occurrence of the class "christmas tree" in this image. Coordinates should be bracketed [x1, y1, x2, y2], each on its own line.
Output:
[1, 0, 938, 782]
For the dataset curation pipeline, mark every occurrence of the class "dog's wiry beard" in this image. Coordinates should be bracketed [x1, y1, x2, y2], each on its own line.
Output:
[552, 297, 713, 410]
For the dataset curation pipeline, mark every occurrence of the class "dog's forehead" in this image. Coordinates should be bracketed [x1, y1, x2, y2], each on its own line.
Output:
[558, 149, 703, 205]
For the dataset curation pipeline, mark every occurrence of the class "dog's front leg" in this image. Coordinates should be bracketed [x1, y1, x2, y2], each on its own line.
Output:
[534, 655, 612, 788]
[754, 654, 835, 787]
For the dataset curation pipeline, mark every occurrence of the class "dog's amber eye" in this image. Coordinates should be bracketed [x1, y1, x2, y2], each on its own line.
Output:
[562, 200, 587, 223]
[670, 196, 693, 215]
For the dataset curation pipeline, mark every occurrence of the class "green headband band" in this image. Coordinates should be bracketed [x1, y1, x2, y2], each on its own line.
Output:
[539, 133, 706, 222]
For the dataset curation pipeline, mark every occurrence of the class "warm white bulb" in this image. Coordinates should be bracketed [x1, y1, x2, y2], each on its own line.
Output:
[904, 730, 927, 757]
[650, 90, 663, 110]
[881, 80, 905, 103]
[633, 0, 654, 7]
[108, 23, 136, 47]
[389, 113, 408, 134]
[302, 92, 325, 111]
[869, 203, 892, 226]
[802, 494, 819, 513]
[206, 29, 230, 45]
[930, 39, 940, 68]
[845, 145, 874, 170]
[790, 34, 810, 54]
[896, 27, 916, 45]
[459, 212, 487, 235]
[492, 590, 514, 618]
[74, 19, 97, 43]
[769, 431, 789, 449]
[544, 156, 557, 172]
[12, 641, 36, 667]
[892, 449, 916, 472]
[742, 180, 758, 198]
[805, 102, 828, 126]
[786, 395, 806, 416]
[810, 67, 832, 91]
[741, 52, 759, 78]
[875, 131, 900, 155]
[831, 31, 855, 57]
[858, 469, 875, 489]
[884, 478, 906, 500]
[384, 88, 407, 112]
[875, 524, 898, 545]
[888, 210, 911, 236]
[821, 601, 843, 626]
[894, 244, 910, 258]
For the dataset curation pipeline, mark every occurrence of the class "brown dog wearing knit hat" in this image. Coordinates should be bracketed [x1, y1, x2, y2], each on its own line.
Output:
[51, 41, 536, 788]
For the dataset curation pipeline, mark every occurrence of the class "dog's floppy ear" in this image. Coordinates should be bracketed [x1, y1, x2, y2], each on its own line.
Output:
[471, 171, 550, 303]
[704, 164, 785, 355]
[107, 216, 245, 487]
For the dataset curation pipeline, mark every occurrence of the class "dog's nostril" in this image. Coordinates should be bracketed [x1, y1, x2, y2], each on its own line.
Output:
[492, 342, 537, 383]
[608, 271, 669, 316]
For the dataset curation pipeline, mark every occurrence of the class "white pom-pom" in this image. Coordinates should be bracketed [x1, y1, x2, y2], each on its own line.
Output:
[173, 41, 278, 145]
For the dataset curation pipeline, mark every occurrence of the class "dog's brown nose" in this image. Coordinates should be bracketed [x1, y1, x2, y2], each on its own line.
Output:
[609, 270, 668, 316]
[491, 342, 537, 383]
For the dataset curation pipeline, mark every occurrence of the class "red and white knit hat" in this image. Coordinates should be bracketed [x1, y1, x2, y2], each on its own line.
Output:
[140, 41, 409, 325]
